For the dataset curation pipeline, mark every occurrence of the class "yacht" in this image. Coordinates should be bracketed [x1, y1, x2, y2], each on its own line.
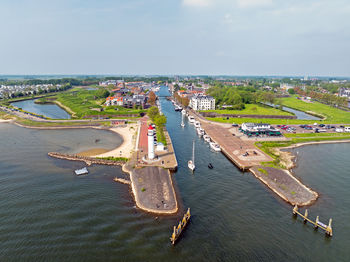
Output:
[188, 116, 195, 123]
[197, 127, 205, 137]
[188, 141, 195, 171]
[194, 121, 201, 128]
[203, 134, 211, 143]
[181, 109, 186, 115]
[209, 142, 221, 152]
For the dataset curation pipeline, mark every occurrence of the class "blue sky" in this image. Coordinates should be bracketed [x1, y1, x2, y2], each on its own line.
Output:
[0, 0, 349, 76]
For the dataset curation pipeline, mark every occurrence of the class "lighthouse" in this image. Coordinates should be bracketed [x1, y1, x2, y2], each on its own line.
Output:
[147, 124, 155, 160]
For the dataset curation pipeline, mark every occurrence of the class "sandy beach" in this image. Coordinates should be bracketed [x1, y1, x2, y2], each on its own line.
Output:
[93, 124, 138, 159]
[0, 119, 12, 123]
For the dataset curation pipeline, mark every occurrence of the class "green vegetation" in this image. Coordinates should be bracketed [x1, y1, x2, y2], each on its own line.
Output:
[141, 187, 146, 192]
[147, 106, 167, 146]
[96, 156, 129, 162]
[280, 96, 350, 123]
[206, 117, 312, 125]
[56, 88, 145, 118]
[285, 132, 350, 138]
[202, 104, 292, 116]
[257, 168, 268, 175]
[14, 117, 111, 128]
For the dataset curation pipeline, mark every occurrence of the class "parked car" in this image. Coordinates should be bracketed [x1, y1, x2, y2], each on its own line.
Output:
[319, 124, 325, 127]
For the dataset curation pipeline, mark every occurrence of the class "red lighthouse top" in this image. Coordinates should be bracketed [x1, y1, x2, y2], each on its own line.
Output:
[148, 125, 154, 130]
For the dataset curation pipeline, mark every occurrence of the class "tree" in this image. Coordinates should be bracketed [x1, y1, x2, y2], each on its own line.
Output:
[154, 114, 167, 128]
[147, 106, 159, 121]
[288, 88, 296, 95]
[148, 91, 156, 106]
[96, 88, 110, 98]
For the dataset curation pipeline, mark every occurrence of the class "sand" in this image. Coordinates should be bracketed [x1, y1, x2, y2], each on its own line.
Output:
[93, 124, 138, 159]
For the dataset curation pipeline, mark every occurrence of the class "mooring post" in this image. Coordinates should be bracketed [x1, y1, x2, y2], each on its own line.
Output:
[315, 216, 319, 228]
[293, 205, 298, 215]
[326, 218, 333, 237]
[303, 209, 308, 223]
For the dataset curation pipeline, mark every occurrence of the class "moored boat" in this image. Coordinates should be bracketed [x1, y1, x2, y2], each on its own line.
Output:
[75, 167, 88, 175]
[194, 121, 201, 128]
[209, 142, 221, 152]
[188, 141, 195, 171]
[203, 134, 211, 143]
[170, 208, 191, 245]
[188, 116, 195, 123]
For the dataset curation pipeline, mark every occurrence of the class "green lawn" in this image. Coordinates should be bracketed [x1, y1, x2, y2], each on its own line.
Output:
[56, 89, 145, 118]
[203, 104, 293, 116]
[206, 117, 315, 125]
[280, 96, 350, 123]
[284, 132, 350, 138]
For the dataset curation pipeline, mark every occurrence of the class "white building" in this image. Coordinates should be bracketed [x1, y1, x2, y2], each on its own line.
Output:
[241, 123, 271, 132]
[190, 95, 215, 111]
[147, 125, 155, 160]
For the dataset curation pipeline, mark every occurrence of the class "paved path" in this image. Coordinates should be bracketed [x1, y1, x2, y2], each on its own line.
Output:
[189, 110, 273, 170]
[130, 166, 178, 214]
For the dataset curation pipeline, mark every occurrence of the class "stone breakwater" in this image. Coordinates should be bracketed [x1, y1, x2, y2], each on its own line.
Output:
[48, 152, 126, 166]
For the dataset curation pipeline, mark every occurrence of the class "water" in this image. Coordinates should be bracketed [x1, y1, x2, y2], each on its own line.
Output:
[264, 102, 321, 120]
[11, 99, 71, 119]
[0, 86, 349, 261]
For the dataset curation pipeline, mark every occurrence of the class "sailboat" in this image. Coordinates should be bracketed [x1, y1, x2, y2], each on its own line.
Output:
[181, 114, 185, 127]
[188, 141, 195, 171]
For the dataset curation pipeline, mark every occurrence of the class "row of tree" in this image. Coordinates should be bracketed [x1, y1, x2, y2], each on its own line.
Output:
[207, 85, 276, 110]
[294, 87, 347, 107]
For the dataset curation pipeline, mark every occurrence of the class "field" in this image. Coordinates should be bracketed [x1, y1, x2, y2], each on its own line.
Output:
[206, 117, 314, 125]
[280, 96, 350, 123]
[56, 89, 145, 118]
[202, 104, 293, 116]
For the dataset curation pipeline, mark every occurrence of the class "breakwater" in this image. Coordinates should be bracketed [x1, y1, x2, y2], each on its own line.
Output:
[48, 152, 127, 166]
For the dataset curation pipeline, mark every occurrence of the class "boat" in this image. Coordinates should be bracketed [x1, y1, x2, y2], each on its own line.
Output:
[203, 134, 211, 143]
[208, 163, 213, 169]
[181, 117, 185, 127]
[194, 121, 201, 128]
[188, 141, 195, 171]
[209, 142, 221, 152]
[197, 127, 205, 137]
[74, 167, 88, 175]
[181, 109, 186, 115]
[170, 208, 191, 245]
[188, 116, 195, 123]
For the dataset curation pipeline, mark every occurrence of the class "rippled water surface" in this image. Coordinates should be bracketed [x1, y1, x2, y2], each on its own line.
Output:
[0, 87, 349, 261]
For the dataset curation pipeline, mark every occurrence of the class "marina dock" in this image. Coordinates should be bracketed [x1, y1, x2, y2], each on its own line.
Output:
[293, 205, 333, 236]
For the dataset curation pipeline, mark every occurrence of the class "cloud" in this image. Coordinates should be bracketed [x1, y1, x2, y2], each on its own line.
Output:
[182, 0, 212, 7]
[236, 0, 273, 8]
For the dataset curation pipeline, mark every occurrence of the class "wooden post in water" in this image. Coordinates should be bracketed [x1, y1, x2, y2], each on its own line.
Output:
[303, 209, 308, 223]
[326, 219, 333, 237]
[293, 205, 298, 216]
[315, 216, 319, 229]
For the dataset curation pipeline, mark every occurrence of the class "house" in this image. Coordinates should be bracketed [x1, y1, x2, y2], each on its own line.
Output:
[105, 96, 123, 106]
[339, 88, 350, 98]
[241, 123, 271, 132]
[190, 95, 215, 111]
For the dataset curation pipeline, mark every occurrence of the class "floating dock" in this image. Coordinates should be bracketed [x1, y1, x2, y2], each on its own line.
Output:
[170, 208, 191, 245]
[293, 205, 333, 236]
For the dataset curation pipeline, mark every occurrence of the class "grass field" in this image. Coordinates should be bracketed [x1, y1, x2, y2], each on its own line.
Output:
[14, 118, 112, 127]
[280, 96, 350, 123]
[206, 117, 314, 125]
[202, 104, 293, 116]
[56, 89, 145, 118]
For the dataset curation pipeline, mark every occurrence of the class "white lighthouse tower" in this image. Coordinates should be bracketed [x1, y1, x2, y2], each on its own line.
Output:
[147, 125, 155, 160]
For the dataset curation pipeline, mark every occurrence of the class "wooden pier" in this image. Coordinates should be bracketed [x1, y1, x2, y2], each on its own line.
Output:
[170, 208, 191, 245]
[293, 205, 333, 236]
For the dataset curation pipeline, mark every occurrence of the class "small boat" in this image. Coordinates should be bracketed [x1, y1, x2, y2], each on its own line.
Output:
[170, 208, 191, 245]
[188, 116, 195, 123]
[181, 109, 186, 115]
[188, 141, 195, 171]
[75, 167, 88, 175]
[194, 121, 201, 128]
[197, 127, 205, 137]
[210, 142, 221, 152]
[208, 163, 213, 169]
[203, 134, 211, 143]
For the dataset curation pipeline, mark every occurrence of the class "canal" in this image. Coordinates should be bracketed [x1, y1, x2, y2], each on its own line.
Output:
[0, 86, 349, 261]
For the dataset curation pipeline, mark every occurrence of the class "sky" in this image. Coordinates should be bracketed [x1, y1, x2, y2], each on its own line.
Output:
[0, 0, 349, 76]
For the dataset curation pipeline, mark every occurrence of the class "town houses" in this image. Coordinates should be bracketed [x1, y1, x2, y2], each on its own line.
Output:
[190, 95, 216, 110]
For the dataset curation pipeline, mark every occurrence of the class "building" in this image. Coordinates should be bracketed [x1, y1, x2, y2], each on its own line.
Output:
[339, 88, 350, 98]
[105, 96, 123, 106]
[241, 123, 271, 132]
[147, 125, 155, 160]
[190, 95, 215, 111]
